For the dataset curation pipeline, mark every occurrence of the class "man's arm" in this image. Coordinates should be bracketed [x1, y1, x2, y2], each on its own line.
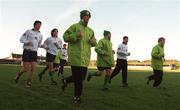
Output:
[63, 24, 79, 43]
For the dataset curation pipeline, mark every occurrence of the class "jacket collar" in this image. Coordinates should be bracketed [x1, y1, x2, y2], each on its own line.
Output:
[158, 43, 164, 48]
[104, 36, 110, 41]
[79, 20, 87, 27]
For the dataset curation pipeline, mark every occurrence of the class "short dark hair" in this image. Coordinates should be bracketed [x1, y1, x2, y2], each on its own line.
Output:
[158, 37, 165, 42]
[51, 28, 58, 36]
[123, 36, 128, 40]
[103, 30, 111, 37]
[33, 20, 42, 26]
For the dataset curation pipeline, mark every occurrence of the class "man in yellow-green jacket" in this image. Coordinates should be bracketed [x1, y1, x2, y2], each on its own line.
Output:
[87, 30, 115, 90]
[147, 37, 165, 87]
[62, 10, 96, 103]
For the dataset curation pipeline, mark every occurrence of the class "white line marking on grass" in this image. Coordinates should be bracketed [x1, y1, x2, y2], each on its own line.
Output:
[0, 80, 84, 110]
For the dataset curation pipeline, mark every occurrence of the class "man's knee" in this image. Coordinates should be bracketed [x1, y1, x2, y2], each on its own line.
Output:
[105, 69, 112, 76]
[96, 71, 104, 76]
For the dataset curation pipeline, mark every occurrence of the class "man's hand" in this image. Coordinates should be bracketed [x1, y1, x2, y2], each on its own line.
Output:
[163, 57, 165, 61]
[54, 42, 58, 46]
[104, 52, 109, 56]
[77, 31, 83, 38]
[40, 44, 49, 50]
[88, 36, 94, 44]
[127, 52, 130, 56]
[112, 50, 115, 54]
[45, 47, 49, 51]
[40, 44, 45, 48]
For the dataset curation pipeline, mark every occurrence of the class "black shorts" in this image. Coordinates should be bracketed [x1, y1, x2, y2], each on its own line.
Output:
[97, 67, 111, 71]
[22, 49, 37, 62]
[46, 52, 56, 62]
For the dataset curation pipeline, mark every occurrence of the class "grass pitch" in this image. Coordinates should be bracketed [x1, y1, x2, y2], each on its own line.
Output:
[0, 64, 180, 110]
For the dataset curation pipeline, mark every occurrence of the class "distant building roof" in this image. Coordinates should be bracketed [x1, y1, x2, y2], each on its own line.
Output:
[4, 53, 46, 61]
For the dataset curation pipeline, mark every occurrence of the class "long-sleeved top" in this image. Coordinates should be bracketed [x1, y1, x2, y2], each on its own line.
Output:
[151, 44, 165, 70]
[95, 37, 115, 67]
[20, 29, 43, 51]
[43, 37, 62, 55]
[63, 20, 97, 67]
[61, 48, 68, 61]
[116, 43, 129, 60]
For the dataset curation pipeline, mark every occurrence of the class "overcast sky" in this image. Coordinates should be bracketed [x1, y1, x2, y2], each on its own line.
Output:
[0, 0, 179, 61]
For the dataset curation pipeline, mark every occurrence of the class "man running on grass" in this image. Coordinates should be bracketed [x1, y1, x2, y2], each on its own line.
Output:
[147, 37, 165, 87]
[38, 28, 62, 85]
[15, 20, 43, 87]
[109, 36, 130, 87]
[87, 30, 115, 91]
[62, 10, 97, 103]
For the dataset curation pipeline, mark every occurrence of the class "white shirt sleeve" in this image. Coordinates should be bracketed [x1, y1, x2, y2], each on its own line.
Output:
[117, 44, 128, 56]
[38, 34, 43, 47]
[20, 30, 29, 44]
[43, 38, 49, 48]
[56, 38, 62, 49]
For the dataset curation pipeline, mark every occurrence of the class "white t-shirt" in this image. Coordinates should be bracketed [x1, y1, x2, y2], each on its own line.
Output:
[43, 37, 62, 55]
[117, 43, 129, 60]
[61, 48, 68, 61]
[20, 29, 43, 51]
